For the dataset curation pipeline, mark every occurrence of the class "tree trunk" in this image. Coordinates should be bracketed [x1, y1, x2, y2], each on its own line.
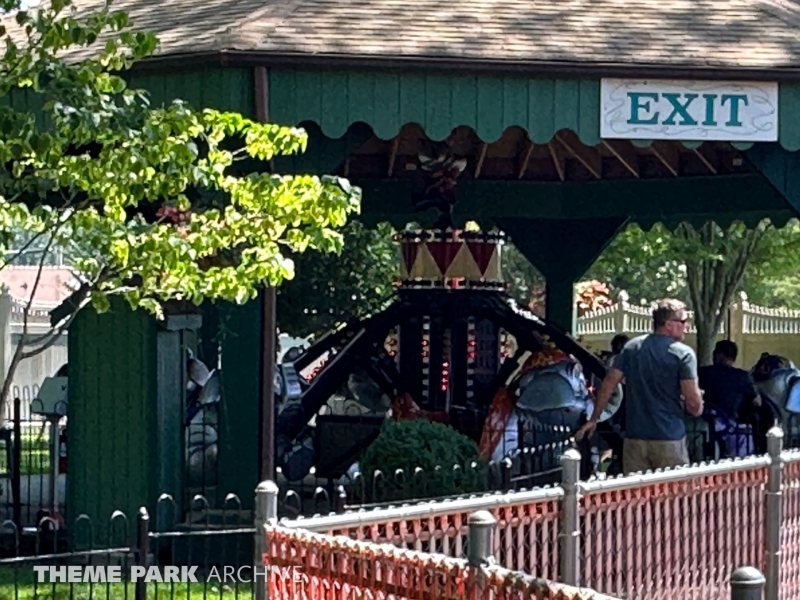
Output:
[694, 317, 718, 367]
[678, 222, 767, 366]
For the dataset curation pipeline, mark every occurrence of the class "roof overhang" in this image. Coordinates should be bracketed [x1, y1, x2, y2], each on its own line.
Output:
[119, 65, 800, 229]
[129, 50, 800, 83]
[264, 67, 800, 152]
[291, 121, 798, 231]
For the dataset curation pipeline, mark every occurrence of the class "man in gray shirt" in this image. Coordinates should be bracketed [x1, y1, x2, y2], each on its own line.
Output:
[576, 299, 704, 473]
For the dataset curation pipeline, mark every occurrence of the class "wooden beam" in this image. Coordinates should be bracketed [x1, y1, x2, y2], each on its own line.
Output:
[692, 145, 718, 174]
[601, 140, 640, 178]
[547, 141, 566, 181]
[650, 142, 681, 177]
[474, 143, 488, 179]
[518, 139, 534, 179]
[554, 131, 602, 179]
[357, 174, 790, 222]
[254, 65, 276, 483]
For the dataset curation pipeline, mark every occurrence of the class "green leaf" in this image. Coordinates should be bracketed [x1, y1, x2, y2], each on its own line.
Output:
[0, 6, 361, 323]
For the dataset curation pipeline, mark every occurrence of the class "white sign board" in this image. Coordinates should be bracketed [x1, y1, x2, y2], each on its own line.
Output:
[600, 79, 778, 142]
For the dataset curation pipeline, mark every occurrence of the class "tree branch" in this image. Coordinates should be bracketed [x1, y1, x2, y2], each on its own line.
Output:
[0, 194, 80, 271]
[0, 225, 57, 411]
[19, 313, 76, 360]
[18, 270, 108, 359]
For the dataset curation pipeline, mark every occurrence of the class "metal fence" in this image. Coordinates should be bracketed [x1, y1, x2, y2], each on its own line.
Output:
[275, 422, 574, 518]
[264, 514, 622, 600]
[0, 490, 257, 600]
[0, 430, 791, 600]
[0, 395, 66, 529]
[578, 454, 769, 599]
[276, 426, 797, 600]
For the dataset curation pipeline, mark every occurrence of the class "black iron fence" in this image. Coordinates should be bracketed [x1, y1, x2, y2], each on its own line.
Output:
[0, 394, 66, 531]
[0, 490, 257, 600]
[275, 422, 575, 518]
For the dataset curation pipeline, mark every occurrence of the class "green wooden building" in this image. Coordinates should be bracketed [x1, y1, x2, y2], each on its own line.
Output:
[54, 0, 800, 535]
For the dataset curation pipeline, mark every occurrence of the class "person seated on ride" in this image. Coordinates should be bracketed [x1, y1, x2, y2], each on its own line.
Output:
[698, 340, 760, 457]
[598, 334, 630, 368]
[749, 352, 799, 452]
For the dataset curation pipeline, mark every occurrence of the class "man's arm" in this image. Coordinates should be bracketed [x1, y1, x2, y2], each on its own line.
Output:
[680, 349, 703, 417]
[680, 378, 704, 417]
[575, 367, 624, 440]
[743, 373, 761, 407]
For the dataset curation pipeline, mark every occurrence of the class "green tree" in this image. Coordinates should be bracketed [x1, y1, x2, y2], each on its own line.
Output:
[737, 220, 800, 309]
[501, 240, 545, 311]
[585, 223, 687, 305]
[585, 220, 800, 365]
[675, 221, 769, 366]
[0, 0, 360, 406]
[277, 220, 398, 338]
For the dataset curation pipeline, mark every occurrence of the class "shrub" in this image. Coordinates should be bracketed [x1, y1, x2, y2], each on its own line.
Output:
[358, 419, 488, 503]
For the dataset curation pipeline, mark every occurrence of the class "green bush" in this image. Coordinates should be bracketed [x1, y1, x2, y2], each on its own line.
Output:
[358, 419, 488, 503]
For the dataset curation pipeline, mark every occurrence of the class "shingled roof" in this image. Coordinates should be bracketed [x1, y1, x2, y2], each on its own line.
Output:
[21, 0, 800, 72]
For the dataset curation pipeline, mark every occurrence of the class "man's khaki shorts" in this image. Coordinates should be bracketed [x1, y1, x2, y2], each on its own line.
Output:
[623, 437, 689, 475]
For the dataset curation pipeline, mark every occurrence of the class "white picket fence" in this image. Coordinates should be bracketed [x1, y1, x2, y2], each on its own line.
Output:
[576, 292, 800, 368]
[0, 290, 67, 420]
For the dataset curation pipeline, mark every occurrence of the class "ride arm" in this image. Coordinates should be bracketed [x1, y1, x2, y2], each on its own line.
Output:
[294, 318, 365, 373]
[276, 303, 409, 458]
[482, 295, 608, 381]
[681, 378, 704, 417]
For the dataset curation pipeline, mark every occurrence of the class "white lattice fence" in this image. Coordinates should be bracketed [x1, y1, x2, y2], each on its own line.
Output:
[576, 295, 800, 368]
[576, 298, 721, 336]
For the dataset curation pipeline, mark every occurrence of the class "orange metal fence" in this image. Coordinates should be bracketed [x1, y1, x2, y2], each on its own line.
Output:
[281, 485, 564, 579]
[580, 461, 769, 600]
[782, 454, 800, 600]
[273, 427, 800, 600]
[263, 522, 621, 600]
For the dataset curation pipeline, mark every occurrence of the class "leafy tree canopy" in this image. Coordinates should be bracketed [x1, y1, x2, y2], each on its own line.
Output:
[277, 220, 398, 338]
[0, 0, 360, 317]
[0, 0, 360, 402]
[585, 219, 800, 363]
[581, 220, 800, 310]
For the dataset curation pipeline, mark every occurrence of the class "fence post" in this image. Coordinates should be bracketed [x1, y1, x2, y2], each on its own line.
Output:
[135, 508, 150, 600]
[727, 300, 744, 347]
[559, 448, 581, 587]
[765, 427, 784, 600]
[731, 566, 766, 600]
[614, 291, 629, 333]
[255, 480, 279, 600]
[467, 510, 496, 567]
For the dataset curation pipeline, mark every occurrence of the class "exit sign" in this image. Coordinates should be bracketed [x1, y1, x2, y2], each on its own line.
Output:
[600, 79, 778, 142]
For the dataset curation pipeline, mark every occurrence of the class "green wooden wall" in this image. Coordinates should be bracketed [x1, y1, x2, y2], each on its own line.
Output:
[67, 299, 158, 545]
[66, 68, 263, 530]
[268, 68, 800, 152]
[128, 67, 255, 115]
[216, 300, 262, 509]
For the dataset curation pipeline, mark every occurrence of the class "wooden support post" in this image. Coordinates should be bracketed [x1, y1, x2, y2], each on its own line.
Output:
[498, 217, 628, 334]
[255, 66, 277, 482]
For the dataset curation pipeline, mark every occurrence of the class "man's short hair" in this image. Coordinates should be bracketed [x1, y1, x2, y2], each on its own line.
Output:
[714, 340, 738, 361]
[652, 298, 687, 329]
[611, 334, 630, 354]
